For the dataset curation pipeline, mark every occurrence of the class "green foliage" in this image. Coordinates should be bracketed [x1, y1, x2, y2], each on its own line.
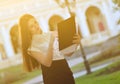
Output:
[0, 64, 41, 84]
[75, 60, 120, 84]
[113, 0, 120, 7]
[0, 71, 26, 84]
[117, 19, 120, 24]
[76, 71, 120, 84]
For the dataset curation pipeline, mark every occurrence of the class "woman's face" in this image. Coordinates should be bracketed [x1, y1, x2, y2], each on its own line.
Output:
[28, 18, 42, 35]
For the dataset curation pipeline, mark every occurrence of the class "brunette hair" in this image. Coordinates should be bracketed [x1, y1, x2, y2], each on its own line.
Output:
[19, 14, 40, 72]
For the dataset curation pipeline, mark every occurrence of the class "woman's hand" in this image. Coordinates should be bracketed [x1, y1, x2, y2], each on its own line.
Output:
[72, 34, 81, 45]
[51, 31, 58, 38]
[64, 52, 74, 57]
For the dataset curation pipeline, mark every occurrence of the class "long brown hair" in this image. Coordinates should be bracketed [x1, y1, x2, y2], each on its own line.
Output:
[19, 14, 40, 72]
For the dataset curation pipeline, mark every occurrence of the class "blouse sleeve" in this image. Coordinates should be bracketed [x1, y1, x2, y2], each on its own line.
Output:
[28, 33, 51, 53]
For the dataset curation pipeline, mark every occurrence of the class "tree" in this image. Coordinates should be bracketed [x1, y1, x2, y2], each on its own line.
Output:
[112, 0, 120, 24]
[113, 0, 120, 7]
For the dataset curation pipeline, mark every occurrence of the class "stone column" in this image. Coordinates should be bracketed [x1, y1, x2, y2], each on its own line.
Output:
[1, 26, 15, 58]
[39, 17, 49, 32]
[101, 1, 117, 35]
[76, 10, 90, 38]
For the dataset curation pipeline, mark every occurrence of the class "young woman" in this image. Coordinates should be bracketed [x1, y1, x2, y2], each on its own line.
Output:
[19, 14, 80, 84]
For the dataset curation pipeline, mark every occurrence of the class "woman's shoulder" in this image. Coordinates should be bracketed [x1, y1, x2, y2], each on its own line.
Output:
[29, 32, 51, 53]
[32, 32, 51, 44]
[33, 32, 50, 38]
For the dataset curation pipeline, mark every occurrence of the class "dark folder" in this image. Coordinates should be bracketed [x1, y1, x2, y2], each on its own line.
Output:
[57, 16, 77, 54]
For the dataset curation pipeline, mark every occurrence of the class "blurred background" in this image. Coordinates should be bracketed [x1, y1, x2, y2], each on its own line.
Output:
[0, 0, 120, 84]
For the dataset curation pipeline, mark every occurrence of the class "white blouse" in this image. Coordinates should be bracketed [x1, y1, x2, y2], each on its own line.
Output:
[28, 32, 64, 60]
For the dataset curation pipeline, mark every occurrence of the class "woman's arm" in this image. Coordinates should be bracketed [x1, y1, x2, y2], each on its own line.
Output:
[64, 34, 80, 56]
[28, 33, 55, 67]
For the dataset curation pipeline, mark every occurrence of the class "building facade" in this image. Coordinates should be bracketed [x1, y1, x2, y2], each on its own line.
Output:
[0, 0, 119, 60]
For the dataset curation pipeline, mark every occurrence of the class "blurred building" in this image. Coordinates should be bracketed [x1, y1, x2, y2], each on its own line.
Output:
[0, 33, 6, 60]
[0, 0, 119, 67]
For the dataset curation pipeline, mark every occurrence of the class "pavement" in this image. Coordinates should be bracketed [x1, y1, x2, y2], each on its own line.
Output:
[23, 51, 118, 84]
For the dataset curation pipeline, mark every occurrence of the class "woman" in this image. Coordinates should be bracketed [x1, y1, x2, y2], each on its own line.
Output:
[19, 14, 80, 84]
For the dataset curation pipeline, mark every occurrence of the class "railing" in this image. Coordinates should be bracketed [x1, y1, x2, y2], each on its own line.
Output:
[0, 53, 22, 69]
[81, 31, 111, 46]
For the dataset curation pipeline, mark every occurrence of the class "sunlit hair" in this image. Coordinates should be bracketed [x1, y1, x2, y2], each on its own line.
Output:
[10, 24, 19, 53]
[19, 14, 40, 72]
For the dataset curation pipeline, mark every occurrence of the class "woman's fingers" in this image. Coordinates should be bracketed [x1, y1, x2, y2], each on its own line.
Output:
[72, 39, 80, 44]
[72, 34, 80, 44]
